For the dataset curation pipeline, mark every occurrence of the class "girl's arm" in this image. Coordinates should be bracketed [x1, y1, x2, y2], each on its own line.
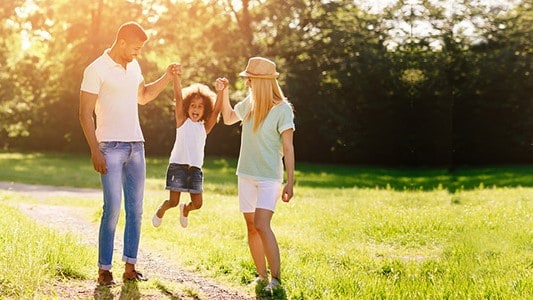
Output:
[173, 65, 186, 127]
[281, 128, 295, 202]
[205, 78, 227, 134]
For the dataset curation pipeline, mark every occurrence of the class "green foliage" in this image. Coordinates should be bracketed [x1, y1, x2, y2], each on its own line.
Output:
[0, 0, 531, 166]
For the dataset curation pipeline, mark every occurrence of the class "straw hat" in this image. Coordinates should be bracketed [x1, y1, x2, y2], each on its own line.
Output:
[239, 57, 279, 79]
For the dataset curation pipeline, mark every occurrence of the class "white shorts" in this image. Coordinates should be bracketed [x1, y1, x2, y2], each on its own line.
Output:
[238, 176, 282, 213]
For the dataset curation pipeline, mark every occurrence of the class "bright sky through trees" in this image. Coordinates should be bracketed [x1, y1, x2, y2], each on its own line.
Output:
[357, 0, 522, 14]
[11, 0, 526, 52]
[356, 0, 524, 50]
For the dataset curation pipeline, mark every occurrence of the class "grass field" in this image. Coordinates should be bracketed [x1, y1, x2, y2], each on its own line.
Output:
[0, 198, 93, 297]
[0, 152, 532, 299]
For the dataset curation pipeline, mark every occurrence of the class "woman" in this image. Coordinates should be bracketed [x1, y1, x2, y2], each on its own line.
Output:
[221, 57, 295, 292]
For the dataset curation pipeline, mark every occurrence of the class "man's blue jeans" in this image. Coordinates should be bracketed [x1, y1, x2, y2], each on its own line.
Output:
[98, 142, 145, 270]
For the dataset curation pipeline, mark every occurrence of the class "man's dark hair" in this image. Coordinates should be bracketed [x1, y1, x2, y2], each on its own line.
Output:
[116, 21, 148, 42]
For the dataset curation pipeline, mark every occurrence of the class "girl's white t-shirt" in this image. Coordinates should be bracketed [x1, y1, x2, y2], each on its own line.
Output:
[169, 118, 206, 168]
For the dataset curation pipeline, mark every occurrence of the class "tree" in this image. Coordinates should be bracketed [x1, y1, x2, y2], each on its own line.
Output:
[1, 0, 530, 166]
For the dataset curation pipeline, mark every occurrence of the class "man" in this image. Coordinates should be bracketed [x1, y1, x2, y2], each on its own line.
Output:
[79, 21, 179, 285]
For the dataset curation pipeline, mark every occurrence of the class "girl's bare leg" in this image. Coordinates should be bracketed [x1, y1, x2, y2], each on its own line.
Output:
[183, 193, 203, 217]
[156, 191, 181, 218]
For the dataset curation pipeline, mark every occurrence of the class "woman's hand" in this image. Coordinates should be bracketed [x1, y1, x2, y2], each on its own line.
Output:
[282, 183, 293, 202]
[215, 77, 229, 92]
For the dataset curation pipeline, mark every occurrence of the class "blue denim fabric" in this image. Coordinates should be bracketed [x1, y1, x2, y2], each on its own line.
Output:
[98, 142, 145, 270]
[165, 163, 204, 193]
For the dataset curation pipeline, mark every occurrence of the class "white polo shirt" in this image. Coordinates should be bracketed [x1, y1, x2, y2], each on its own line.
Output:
[80, 49, 145, 142]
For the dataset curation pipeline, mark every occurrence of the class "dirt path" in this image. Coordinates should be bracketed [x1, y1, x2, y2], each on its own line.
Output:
[1, 181, 255, 300]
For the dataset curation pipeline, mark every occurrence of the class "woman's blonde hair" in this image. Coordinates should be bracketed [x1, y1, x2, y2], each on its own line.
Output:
[247, 78, 287, 131]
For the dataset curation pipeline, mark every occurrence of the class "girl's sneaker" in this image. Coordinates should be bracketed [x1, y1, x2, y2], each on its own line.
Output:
[264, 278, 281, 292]
[152, 205, 163, 227]
[179, 203, 188, 228]
[152, 213, 162, 227]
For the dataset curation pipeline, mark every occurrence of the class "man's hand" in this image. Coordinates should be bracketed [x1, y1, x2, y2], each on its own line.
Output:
[91, 151, 107, 174]
[168, 63, 181, 78]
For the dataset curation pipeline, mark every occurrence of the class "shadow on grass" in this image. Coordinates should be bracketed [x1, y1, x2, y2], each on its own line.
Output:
[93, 281, 140, 300]
[2, 152, 533, 192]
[291, 163, 533, 192]
[93, 285, 114, 300]
[119, 281, 140, 300]
[203, 157, 533, 191]
[255, 282, 287, 300]
[154, 281, 181, 299]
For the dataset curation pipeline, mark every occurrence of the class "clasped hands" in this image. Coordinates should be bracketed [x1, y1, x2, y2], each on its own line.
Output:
[168, 63, 181, 77]
[168, 62, 228, 91]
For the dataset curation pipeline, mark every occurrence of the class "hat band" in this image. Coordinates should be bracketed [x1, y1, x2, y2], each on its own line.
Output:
[240, 71, 279, 79]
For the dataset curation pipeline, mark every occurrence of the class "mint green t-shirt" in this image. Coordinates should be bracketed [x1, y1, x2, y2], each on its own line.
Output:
[234, 95, 295, 182]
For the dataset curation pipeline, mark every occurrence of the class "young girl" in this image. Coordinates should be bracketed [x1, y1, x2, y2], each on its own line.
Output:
[221, 57, 295, 293]
[152, 68, 226, 228]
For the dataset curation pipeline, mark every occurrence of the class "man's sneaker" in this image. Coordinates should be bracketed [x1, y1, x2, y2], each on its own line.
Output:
[179, 203, 188, 228]
[97, 270, 115, 286]
[264, 278, 281, 292]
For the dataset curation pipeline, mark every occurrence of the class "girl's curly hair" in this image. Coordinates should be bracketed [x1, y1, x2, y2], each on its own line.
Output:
[180, 83, 217, 122]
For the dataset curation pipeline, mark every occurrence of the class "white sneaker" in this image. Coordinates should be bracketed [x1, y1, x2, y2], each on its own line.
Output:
[264, 278, 281, 292]
[252, 275, 268, 285]
[152, 213, 162, 227]
[179, 203, 188, 228]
